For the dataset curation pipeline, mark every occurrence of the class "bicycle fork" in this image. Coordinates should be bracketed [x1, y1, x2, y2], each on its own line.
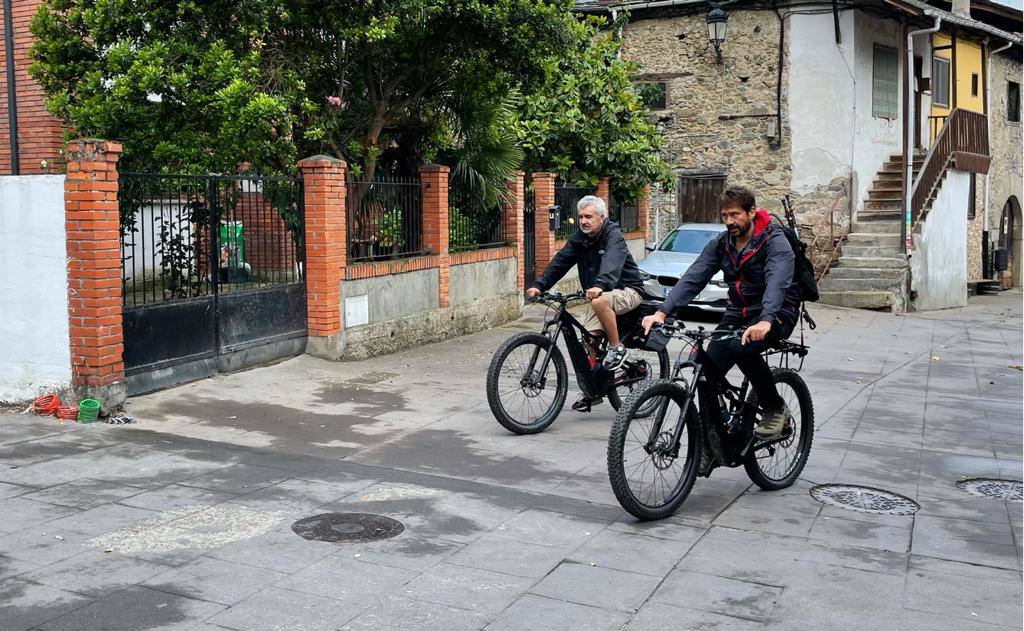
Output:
[645, 366, 702, 458]
[524, 324, 562, 389]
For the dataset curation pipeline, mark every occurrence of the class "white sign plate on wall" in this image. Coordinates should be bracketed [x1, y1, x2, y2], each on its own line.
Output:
[345, 294, 369, 328]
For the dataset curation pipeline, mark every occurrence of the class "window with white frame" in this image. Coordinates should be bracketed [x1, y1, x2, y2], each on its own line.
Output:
[872, 45, 899, 119]
[932, 56, 951, 107]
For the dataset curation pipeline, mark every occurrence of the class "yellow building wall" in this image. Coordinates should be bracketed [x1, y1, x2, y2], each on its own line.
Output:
[930, 34, 985, 118]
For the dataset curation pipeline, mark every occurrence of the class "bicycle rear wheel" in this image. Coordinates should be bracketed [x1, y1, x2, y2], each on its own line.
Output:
[486, 332, 568, 435]
[607, 380, 701, 521]
[607, 348, 671, 417]
[744, 368, 814, 490]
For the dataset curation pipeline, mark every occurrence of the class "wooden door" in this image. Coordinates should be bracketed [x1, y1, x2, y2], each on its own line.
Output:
[677, 174, 727, 224]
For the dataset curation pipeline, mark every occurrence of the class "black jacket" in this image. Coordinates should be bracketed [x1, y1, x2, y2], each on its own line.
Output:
[533, 221, 645, 294]
[659, 210, 800, 325]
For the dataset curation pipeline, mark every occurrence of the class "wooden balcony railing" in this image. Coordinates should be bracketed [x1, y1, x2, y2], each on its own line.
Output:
[927, 115, 947, 144]
[910, 108, 990, 226]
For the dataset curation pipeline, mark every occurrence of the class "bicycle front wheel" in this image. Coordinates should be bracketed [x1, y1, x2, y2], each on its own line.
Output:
[607, 379, 701, 521]
[744, 368, 815, 490]
[486, 332, 568, 435]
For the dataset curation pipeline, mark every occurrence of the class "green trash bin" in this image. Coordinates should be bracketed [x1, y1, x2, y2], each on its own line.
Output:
[218, 221, 249, 283]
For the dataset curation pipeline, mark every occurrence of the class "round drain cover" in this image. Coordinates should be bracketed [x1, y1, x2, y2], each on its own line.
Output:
[291, 513, 404, 543]
[810, 484, 919, 515]
[956, 478, 1023, 502]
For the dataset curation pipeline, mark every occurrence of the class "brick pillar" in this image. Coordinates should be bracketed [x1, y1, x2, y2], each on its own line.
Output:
[533, 172, 556, 272]
[420, 165, 450, 307]
[65, 139, 125, 412]
[502, 171, 526, 294]
[596, 178, 610, 205]
[639, 185, 651, 238]
[298, 155, 347, 360]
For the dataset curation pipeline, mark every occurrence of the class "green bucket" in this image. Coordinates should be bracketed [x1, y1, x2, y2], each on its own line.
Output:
[77, 399, 100, 423]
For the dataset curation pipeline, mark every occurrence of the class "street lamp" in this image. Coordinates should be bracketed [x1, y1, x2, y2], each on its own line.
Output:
[706, 4, 728, 65]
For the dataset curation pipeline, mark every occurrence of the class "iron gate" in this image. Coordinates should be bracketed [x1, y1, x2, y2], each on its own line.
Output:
[119, 173, 307, 394]
[523, 177, 536, 288]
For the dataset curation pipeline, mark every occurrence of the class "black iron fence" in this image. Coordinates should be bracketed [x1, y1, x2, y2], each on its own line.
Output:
[118, 173, 304, 307]
[610, 191, 640, 232]
[347, 175, 426, 262]
[523, 177, 536, 287]
[554, 182, 596, 239]
[448, 179, 508, 253]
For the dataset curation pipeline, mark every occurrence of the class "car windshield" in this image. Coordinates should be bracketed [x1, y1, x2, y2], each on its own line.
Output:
[658, 229, 721, 254]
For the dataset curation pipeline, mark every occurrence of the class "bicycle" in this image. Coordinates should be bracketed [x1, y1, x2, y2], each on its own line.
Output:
[606, 321, 814, 520]
[486, 291, 671, 435]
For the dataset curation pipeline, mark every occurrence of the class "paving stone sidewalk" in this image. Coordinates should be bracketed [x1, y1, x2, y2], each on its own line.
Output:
[1, 293, 1021, 630]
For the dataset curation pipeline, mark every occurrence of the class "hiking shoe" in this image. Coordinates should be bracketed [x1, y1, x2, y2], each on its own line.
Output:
[697, 446, 715, 476]
[603, 345, 629, 370]
[571, 395, 603, 413]
[755, 403, 791, 438]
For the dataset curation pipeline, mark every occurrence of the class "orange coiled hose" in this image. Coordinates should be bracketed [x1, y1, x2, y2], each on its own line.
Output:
[33, 394, 62, 416]
[56, 405, 79, 421]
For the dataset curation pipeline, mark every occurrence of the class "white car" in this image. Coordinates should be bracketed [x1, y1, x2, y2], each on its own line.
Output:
[638, 223, 729, 313]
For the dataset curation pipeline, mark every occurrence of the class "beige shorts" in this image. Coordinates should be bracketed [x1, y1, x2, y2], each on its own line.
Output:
[578, 287, 643, 334]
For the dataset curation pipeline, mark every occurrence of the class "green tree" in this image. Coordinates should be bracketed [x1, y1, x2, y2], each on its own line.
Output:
[30, 0, 574, 176]
[29, 0, 304, 172]
[515, 17, 673, 202]
[30, 1, 671, 205]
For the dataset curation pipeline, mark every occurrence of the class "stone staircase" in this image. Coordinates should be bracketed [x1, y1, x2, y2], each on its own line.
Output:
[818, 153, 923, 311]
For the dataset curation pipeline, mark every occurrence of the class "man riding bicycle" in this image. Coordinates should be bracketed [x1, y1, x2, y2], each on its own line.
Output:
[642, 185, 801, 439]
[526, 195, 645, 411]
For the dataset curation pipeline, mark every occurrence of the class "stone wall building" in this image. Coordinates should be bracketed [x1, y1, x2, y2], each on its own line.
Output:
[577, 0, 1022, 309]
[617, 9, 797, 243]
[974, 49, 1023, 286]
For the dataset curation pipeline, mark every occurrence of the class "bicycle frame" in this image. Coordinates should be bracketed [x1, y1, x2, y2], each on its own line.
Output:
[522, 294, 654, 400]
[645, 333, 803, 468]
[539, 303, 609, 399]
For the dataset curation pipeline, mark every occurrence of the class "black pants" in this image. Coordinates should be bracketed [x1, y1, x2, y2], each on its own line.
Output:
[703, 313, 794, 411]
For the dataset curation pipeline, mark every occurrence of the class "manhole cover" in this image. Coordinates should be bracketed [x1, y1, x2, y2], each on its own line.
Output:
[957, 478, 1023, 502]
[810, 484, 919, 515]
[291, 513, 404, 543]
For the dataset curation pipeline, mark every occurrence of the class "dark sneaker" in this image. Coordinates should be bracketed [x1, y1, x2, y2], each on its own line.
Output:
[755, 404, 791, 438]
[571, 395, 603, 413]
[603, 345, 629, 370]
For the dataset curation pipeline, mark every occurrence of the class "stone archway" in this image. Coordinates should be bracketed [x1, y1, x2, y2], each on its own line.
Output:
[998, 196, 1022, 288]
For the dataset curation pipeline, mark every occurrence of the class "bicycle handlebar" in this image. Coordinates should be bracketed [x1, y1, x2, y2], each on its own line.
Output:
[651, 321, 743, 342]
[529, 290, 587, 304]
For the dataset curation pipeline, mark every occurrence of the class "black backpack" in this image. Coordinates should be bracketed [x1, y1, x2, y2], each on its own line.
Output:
[772, 196, 819, 303]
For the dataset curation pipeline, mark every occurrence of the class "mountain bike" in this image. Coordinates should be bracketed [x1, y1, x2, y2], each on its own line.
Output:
[607, 321, 814, 520]
[486, 291, 671, 435]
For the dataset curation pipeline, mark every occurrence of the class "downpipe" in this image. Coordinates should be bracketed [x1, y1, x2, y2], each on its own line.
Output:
[904, 16, 942, 257]
[3, 0, 19, 174]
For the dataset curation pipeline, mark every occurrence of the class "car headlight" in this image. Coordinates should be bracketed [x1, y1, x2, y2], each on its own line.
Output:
[638, 270, 652, 281]
[710, 279, 728, 288]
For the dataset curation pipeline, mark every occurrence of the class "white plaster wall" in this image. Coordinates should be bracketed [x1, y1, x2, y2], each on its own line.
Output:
[910, 170, 971, 310]
[913, 32, 934, 152]
[851, 12, 904, 214]
[0, 175, 71, 401]
[788, 11, 904, 214]
[121, 203, 193, 281]
[789, 11, 857, 192]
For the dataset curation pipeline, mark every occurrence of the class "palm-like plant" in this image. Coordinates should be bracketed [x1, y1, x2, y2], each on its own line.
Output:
[444, 90, 524, 213]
